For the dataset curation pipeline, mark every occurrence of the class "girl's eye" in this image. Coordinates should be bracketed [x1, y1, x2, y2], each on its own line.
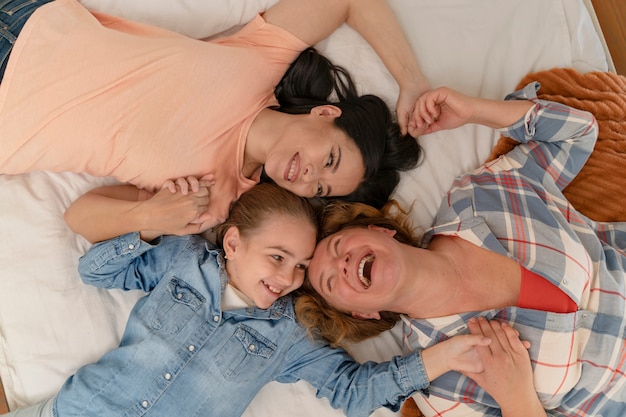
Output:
[327, 276, 334, 292]
[272, 255, 284, 262]
[296, 263, 307, 270]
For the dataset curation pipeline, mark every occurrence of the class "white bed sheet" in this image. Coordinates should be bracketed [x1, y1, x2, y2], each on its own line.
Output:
[0, 0, 609, 415]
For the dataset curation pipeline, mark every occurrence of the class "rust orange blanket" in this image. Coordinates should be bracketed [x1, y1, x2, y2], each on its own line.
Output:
[487, 68, 626, 222]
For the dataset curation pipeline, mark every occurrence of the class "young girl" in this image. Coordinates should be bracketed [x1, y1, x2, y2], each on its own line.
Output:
[8, 183, 493, 417]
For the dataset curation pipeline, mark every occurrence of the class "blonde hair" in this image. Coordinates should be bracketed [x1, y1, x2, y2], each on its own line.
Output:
[295, 200, 418, 347]
[215, 183, 317, 244]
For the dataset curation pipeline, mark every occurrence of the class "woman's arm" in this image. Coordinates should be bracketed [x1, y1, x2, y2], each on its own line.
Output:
[64, 178, 212, 243]
[414, 84, 598, 189]
[263, 0, 430, 136]
[413, 86, 535, 133]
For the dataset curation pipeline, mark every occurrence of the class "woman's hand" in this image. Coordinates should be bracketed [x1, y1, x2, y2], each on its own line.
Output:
[411, 87, 478, 135]
[421, 333, 491, 381]
[139, 176, 215, 241]
[397, 77, 431, 138]
[463, 317, 546, 417]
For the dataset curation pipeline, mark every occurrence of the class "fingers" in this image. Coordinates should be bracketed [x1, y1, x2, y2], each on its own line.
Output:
[422, 95, 441, 125]
[501, 321, 531, 351]
[407, 122, 429, 138]
[199, 178, 216, 188]
[175, 176, 203, 194]
[469, 334, 492, 347]
[468, 317, 531, 353]
[412, 90, 442, 130]
[175, 177, 190, 194]
[162, 176, 216, 195]
[161, 179, 177, 193]
[398, 110, 409, 136]
[186, 176, 200, 193]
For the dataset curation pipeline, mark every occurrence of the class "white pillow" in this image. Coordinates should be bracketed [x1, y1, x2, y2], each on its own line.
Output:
[79, 0, 277, 38]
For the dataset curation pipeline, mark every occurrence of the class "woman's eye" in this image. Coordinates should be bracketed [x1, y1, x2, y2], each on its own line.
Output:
[327, 276, 333, 292]
[325, 151, 335, 168]
[296, 263, 307, 271]
[272, 255, 284, 262]
[316, 183, 323, 197]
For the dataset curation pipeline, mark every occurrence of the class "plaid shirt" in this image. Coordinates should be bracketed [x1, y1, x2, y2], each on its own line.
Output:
[404, 83, 626, 416]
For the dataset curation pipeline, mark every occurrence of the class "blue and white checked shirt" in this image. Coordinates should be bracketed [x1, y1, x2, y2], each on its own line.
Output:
[404, 83, 626, 416]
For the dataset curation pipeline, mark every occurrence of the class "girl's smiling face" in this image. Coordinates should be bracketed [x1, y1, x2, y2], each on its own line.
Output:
[224, 215, 317, 309]
[307, 225, 401, 319]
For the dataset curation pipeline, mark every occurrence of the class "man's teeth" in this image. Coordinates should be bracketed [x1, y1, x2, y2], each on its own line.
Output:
[358, 254, 375, 288]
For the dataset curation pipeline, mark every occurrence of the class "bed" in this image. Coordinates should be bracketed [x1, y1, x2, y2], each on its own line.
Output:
[0, 0, 612, 415]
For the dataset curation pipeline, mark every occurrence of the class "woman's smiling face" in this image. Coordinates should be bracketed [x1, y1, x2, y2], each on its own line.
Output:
[262, 109, 365, 199]
[307, 225, 401, 318]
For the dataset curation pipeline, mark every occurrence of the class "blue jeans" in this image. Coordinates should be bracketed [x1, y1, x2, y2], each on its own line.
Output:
[0, 0, 53, 82]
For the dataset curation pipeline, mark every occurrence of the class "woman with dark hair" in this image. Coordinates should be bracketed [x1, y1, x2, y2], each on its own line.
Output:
[0, 0, 427, 242]
[297, 84, 626, 416]
[272, 47, 422, 209]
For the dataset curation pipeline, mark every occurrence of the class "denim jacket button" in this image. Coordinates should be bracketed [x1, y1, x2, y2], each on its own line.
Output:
[164, 373, 172, 380]
[128, 244, 135, 250]
[141, 401, 148, 408]
[188, 345, 195, 352]
[249, 344, 255, 351]
[213, 315, 219, 322]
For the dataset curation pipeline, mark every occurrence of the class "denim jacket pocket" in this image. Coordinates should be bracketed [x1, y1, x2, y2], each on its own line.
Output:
[149, 277, 205, 334]
[215, 324, 277, 382]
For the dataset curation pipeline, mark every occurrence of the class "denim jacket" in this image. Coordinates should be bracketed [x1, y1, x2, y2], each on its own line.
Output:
[53, 233, 428, 417]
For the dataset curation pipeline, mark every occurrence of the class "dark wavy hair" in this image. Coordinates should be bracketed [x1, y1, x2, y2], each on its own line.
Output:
[272, 47, 423, 209]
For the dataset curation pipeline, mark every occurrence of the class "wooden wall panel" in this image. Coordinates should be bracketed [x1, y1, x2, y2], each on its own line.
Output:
[592, 0, 626, 75]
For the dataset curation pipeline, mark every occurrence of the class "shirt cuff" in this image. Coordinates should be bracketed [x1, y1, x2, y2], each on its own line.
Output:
[400, 350, 431, 397]
[498, 81, 543, 142]
[83, 232, 159, 270]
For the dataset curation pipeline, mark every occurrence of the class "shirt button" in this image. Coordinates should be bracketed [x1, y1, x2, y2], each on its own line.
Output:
[188, 345, 195, 352]
[141, 401, 148, 408]
[128, 244, 135, 250]
[164, 373, 172, 380]
[249, 344, 255, 351]
[213, 315, 219, 322]
[562, 279, 569, 285]
[177, 293, 183, 299]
